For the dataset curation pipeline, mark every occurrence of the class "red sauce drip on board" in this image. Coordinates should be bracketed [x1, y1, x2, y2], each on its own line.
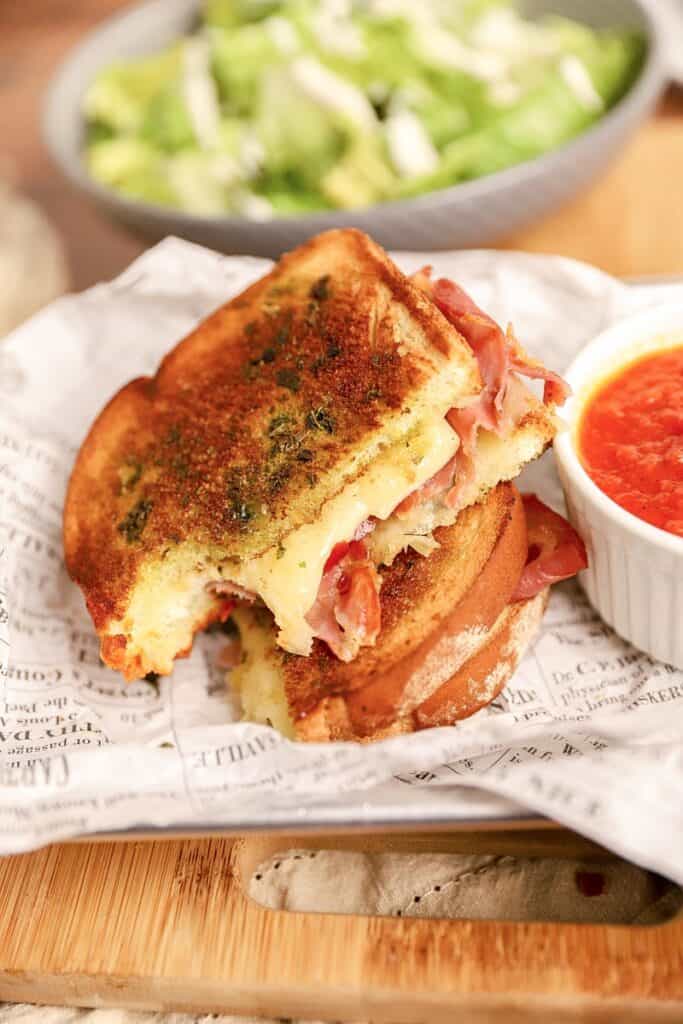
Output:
[578, 347, 683, 537]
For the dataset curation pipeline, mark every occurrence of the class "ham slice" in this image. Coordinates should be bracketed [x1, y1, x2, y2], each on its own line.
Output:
[507, 326, 570, 406]
[432, 277, 511, 439]
[394, 454, 459, 519]
[398, 270, 571, 522]
[444, 445, 476, 510]
[416, 269, 570, 420]
[307, 539, 382, 661]
[335, 563, 382, 652]
[513, 495, 588, 600]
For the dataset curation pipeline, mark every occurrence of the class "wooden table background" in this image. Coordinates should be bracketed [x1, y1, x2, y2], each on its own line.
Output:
[2, 1, 683, 288]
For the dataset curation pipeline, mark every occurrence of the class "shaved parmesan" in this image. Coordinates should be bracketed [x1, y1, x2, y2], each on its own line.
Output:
[560, 55, 604, 111]
[290, 57, 377, 131]
[181, 37, 221, 150]
[266, 16, 300, 55]
[385, 111, 439, 178]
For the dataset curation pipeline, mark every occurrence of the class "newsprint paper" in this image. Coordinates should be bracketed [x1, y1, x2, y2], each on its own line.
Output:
[2, 239, 683, 880]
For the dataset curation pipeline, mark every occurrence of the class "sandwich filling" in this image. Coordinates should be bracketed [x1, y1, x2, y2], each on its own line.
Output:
[213, 273, 568, 661]
[219, 415, 461, 658]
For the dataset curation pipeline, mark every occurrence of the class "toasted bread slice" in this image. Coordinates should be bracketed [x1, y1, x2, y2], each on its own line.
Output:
[293, 592, 548, 741]
[64, 229, 482, 679]
[231, 484, 541, 740]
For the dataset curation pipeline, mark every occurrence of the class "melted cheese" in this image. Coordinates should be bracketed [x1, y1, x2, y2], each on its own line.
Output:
[229, 417, 460, 655]
[231, 608, 294, 738]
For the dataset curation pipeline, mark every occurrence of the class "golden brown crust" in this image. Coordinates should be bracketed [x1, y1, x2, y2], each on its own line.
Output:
[412, 589, 548, 729]
[242, 484, 530, 737]
[64, 228, 480, 634]
[293, 591, 548, 741]
[343, 487, 527, 736]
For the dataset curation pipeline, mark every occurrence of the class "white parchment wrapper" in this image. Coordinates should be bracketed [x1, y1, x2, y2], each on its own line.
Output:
[2, 238, 683, 880]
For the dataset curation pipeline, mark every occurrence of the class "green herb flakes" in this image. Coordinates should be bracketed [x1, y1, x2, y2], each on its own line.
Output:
[250, 346, 276, 366]
[310, 275, 330, 301]
[306, 407, 335, 434]
[268, 413, 294, 436]
[276, 368, 301, 392]
[117, 499, 152, 543]
[275, 323, 290, 347]
[268, 465, 291, 493]
[228, 499, 254, 523]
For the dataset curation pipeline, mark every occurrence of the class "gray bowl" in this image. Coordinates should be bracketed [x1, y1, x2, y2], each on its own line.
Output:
[43, 0, 665, 257]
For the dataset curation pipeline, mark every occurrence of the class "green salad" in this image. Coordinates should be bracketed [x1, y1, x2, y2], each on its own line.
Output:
[84, 0, 644, 218]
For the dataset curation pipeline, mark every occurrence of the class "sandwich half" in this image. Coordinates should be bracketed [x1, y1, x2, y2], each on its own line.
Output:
[64, 229, 564, 682]
[230, 485, 585, 741]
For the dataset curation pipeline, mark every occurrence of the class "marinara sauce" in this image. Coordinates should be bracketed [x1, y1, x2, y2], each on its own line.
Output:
[578, 346, 683, 537]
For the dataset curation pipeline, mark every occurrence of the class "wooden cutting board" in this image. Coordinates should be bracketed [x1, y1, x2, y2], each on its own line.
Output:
[0, 828, 681, 1022]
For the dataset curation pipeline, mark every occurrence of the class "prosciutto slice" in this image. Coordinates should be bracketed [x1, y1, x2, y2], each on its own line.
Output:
[397, 270, 571, 520]
[419, 268, 573, 432]
[432, 277, 511, 441]
[513, 495, 588, 600]
[306, 539, 382, 661]
[394, 453, 459, 519]
[507, 327, 570, 406]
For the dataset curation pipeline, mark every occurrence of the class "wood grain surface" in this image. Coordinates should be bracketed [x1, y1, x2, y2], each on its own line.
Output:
[2, 2, 683, 290]
[0, 834, 682, 1021]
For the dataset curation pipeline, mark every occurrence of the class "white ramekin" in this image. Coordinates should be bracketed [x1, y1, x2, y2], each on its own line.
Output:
[554, 302, 683, 670]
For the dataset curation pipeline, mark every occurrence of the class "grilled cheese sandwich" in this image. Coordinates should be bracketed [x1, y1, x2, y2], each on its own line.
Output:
[64, 229, 565, 682]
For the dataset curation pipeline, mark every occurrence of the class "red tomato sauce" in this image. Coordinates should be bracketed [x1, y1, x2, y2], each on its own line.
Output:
[578, 346, 683, 537]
